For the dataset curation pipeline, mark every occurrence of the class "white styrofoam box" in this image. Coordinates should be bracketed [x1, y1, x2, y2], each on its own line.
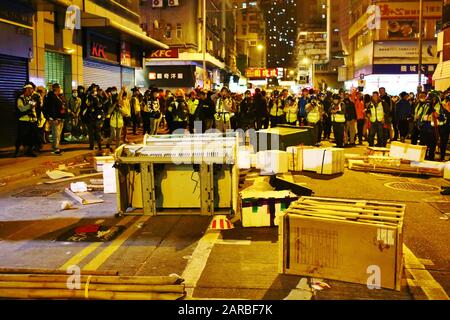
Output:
[303, 148, 344, 174]
[238, 147, 252, 169]
[256, 150, 289, 175]
[94, 156, 115, 172]
[410, 161, 445, 171]
[389, 142, 426, 162]
[240, 190, 298, 227]
[103, 162, 117, 194]
[444, 162, 450, 179]
[70, 182, 88, 193]
[348, 159, 365, 170]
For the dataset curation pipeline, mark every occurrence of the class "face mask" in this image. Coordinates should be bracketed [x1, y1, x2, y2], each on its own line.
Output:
[92, 91, 97, 96]
[111, 91, 117, 95]
[73, 93, 78, 98]
[420, 99, 426, 103]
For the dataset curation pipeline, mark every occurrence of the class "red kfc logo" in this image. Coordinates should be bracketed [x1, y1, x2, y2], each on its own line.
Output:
[91, 42, 107, 59]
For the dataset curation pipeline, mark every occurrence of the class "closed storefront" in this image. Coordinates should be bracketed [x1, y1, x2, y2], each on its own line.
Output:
[0, 1, 33, 147]
[83, 59, 121, 89]
[0, 55, 28, 147]
[45, 51, 72, 96]
[83, 31, 141, 90]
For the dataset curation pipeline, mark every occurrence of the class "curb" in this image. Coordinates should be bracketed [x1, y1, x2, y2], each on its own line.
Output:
[0, 151, 95, 186]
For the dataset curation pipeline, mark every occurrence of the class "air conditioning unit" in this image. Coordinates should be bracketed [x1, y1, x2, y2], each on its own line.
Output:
[152, 0, 163, 7]
[168, 0, 180, 6]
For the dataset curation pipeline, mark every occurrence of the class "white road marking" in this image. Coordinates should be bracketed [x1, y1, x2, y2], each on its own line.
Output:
[283, 278, 313, 300]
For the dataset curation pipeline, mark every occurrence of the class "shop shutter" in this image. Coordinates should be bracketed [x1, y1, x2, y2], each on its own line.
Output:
[83, 60, 121, 90]
[121, 67, 135, 89]
[0, 54, 28, 147]
[45, 51, 72, 96]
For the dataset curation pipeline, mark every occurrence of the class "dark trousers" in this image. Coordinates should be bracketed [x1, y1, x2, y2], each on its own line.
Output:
[411, 124, 421, 145]
[440, 125, 450, 161]
[420, 125, 437, 161]
[323, 118, 332, 139]
[368, 121, 384, 147]
[142, 111, 151, 135]
[172, 121, 187, 133]
[188, 114, 195, 133]
[332, 122, 345, 148]
[87, 121, 102, 150]
[308, 122, 320, 145]
[131, 113, 141, 134]
[357, 119, 365, 143]
[256, 117, 269, 130]
[382, 125, 390, 147]
[15, 121, 34, 154]
[397, 120, 410, 141]
[270, 115, 285, 128]
[392, 120, 399, 141]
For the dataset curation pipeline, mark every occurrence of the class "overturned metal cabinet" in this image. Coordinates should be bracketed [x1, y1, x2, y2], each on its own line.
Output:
[114, 133, 240, 217]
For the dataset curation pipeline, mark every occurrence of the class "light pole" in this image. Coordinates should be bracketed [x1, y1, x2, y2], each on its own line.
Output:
[417, 0, 423, 93]
[202, 0, 207, 89]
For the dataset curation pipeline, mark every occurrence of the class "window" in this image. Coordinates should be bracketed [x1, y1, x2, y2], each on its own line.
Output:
[176, 23, 182, 39]
[242, 26, 247, 35]
[165, 24, 172, 39]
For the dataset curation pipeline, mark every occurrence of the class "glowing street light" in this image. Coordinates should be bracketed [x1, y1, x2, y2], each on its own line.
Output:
[257, 44, 264, 51]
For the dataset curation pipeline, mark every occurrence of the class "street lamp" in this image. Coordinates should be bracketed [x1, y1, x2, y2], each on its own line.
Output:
[257, 44, 264, 51]
[302, 57, 315, 88]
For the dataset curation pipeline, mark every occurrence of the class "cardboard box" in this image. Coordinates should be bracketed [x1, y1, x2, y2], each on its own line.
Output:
[389, 142, 426, 162]
[279, 197, 405, 290]
[302, 148, 345, 174]
[256, 150, 289, 175]
[94, 156, 115, 172]
[410, 160, 445, 172]
[240, 190, 298, 227]
[444, 162, 450, 180]
[286, 146, 314, 172]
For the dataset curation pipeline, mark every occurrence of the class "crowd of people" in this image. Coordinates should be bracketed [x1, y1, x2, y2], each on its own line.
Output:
[14, 81, 450, 161]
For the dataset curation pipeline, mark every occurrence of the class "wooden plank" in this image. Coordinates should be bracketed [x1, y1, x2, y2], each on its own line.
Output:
[43, 173, 103, 185]
[294, 202, 404, 217]
[287, 207, 402, 222]
[298, 196, 405, 209]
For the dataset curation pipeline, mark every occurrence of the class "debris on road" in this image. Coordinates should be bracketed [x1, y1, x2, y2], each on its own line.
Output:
[46, 170, 75, 180]
[43, 172, 103, 185]
[60, 201, 74, 211]
[64, 188, 104, 205]
[70, 182, 88, 193]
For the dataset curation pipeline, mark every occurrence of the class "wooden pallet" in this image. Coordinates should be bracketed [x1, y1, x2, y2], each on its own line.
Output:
[280, 196, 405, 291]
[350, 162, 443, 177]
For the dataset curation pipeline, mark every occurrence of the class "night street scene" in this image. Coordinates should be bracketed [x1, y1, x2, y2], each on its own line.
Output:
[0, 0, 449, 311]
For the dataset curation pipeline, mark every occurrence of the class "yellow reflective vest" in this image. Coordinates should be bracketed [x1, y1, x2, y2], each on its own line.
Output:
[187, 99, 199, 115]
[331, 103, 346, 123]
[17, 95, 37, 122]
[368, 101, 384, 123]
[306, 103, 320, 124]
[269, 99, 285, 117]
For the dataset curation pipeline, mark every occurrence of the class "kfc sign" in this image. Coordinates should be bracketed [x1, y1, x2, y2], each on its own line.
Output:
[148, 49, 179, 59]
[91, 42, 107, 59]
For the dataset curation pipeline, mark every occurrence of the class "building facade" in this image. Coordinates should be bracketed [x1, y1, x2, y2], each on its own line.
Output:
[340, 0, 441, 94]
[433, 1, 450, 90]
[139, 0, 238, 91]
[0, 0, 166, 147]
[261, 0, 298, 68]
[234, 1, 266, 72]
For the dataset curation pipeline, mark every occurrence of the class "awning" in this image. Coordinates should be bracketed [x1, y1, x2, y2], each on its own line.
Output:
[47, 0, 168, 50]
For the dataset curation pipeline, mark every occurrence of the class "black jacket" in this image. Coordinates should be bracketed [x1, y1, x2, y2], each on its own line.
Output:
[254, 94, 268, 117]
[43, 91, 65, 120]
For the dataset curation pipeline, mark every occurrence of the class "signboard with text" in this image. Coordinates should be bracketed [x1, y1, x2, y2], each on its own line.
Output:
[146, 65, 196, 88]
[374, 41, 438, 63]
[148, 49, 180, 59]
[245, 68, 278, 79]
[86, 33, 119, 64]
[379, 2, 442, 19]
[372, 64, 436, 75]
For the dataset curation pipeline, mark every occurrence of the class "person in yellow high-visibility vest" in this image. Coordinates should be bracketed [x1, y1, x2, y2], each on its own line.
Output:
[366, 91, 385, 147]
[283, 96, 298, 125]
[15, 83, 38, 157]
[330, 94, 346, 148]
[269, 90, 285, 127]
[306, 97, 322, 145]
[187, 91, 199, 133]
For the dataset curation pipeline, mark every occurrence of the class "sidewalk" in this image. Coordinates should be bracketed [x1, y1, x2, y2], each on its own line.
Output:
[0, 131, 144, 186]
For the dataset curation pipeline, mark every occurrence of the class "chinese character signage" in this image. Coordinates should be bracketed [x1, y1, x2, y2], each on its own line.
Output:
[245, 68, 278, 79]
[146, 65, 195, 88]
[374, 41, 438, 63]
[379, 2, 442, 19]
[373, 64, 437, 75]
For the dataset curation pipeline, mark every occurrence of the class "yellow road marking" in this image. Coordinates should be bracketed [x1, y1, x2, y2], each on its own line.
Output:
[59, 216, 134, 271]
[82, 216, 150, 271]
[404, 245, 449, 300]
